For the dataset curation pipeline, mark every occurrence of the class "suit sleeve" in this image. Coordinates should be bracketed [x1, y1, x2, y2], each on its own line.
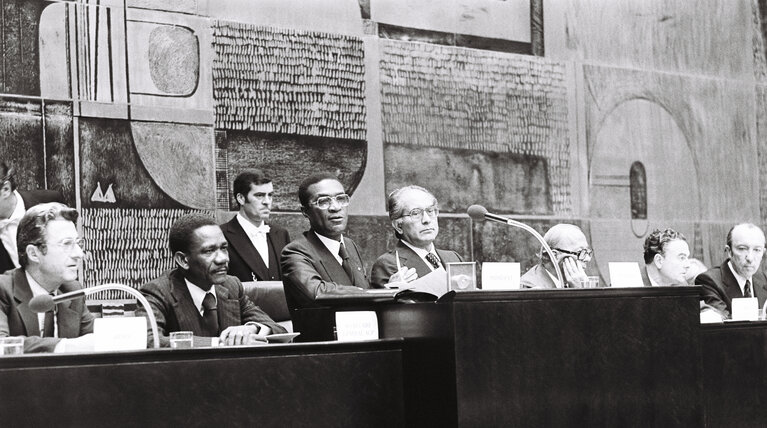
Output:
[370, 254, 396, 289]
[0, 282, 61, 353]
[280, 243, 361, 306]
[695, 272, 730, 318]
[234, 279, 287, 334]
[136, 280, 172, 348]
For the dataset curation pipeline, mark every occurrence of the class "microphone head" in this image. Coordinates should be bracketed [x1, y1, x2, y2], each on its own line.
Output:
[29, 294, 55, 313]
[467, 204, 489, 221]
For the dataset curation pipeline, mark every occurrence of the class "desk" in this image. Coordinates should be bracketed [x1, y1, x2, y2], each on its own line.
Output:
[0, 340, 405, 427]
[701, 321, 767, 428]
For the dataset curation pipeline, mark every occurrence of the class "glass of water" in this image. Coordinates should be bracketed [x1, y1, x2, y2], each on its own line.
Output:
[0, 336, 24, 355]
[169, 331, 193, 349]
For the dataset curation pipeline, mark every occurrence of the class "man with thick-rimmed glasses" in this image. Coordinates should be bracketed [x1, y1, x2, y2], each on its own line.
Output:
[520, 223, 593, 289]
[0, 202, 95, 353]
[370, 185, 462, 288]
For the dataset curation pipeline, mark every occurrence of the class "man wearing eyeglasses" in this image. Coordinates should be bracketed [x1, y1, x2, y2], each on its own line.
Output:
[281, 173, 414, 334]
[520, 223, 592, 289]
[370, 185, 461, 288]
[0, 202, 95, 353]
[696, 223, 767, 318]
[220, 169, 290, 282]
[0, 162, 63, 275]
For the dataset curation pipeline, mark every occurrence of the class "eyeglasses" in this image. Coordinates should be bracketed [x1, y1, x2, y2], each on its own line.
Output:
[399, 206, 439, 221]
[553, 247, 593, 262]
[310, 194, 350, 210]
[40, 238, 85, 253]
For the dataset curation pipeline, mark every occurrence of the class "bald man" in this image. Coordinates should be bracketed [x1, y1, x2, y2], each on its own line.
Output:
[520, 223, 592, 289]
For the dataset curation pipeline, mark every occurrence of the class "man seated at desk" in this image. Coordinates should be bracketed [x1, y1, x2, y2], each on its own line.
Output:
[641, 228, 691, 286]
[0, 202, 94, 353]
[695, 223, 767, 318]
[371, 185, 460, 288]
[281, 173, 411, 332]
[520, 223, 592, 289]
[137, 214, 286, 347]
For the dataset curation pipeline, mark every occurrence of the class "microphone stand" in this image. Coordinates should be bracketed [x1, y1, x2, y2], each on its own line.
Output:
[480, 212, 566, 289]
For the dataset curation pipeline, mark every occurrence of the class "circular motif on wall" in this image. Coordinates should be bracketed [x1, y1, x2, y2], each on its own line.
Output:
[148, 26, 199, 95]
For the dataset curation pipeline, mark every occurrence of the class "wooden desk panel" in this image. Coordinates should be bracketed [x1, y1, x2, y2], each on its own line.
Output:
[0, 341, 405, 428]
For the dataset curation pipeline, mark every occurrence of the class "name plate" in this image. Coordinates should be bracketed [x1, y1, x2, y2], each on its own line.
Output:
[94, 317, 147, 351]
[481, 262, 520, 290]
[608, 262, 644, 288]
[335, 311, 379, 342]
[731, 297, 759, 321]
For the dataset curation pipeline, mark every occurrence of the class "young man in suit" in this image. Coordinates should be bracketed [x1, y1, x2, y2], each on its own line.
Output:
[137, 214, 286, 347]
[0, 163, 63, 274]
[696, 223, 767, 318]
[0, 202, 95, 353]
[220, 169, 290, 282]
[371, 185, 459, 288]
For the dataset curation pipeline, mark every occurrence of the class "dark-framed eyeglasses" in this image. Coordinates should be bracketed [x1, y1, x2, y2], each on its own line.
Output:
[553, 247, 593, 262]
[399, 206, 439, 221]
[310, 194, 350, 210]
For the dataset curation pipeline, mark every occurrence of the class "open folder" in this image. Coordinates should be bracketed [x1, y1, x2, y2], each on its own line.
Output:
[315, 269, 452, 305]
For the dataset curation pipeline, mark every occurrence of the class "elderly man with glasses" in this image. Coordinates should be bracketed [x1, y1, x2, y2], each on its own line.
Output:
[370, 185, 462, 288]
[520, 223, 593, 289]
[0, 202, 95, 353]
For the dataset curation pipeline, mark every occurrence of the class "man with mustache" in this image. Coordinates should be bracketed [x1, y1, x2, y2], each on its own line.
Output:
[221, 169, 290, 282]
[137, 214, 286, 347]
[696, 223, 767, 318]
[371, 185, 461, 288]
[0, 203, 95, 353]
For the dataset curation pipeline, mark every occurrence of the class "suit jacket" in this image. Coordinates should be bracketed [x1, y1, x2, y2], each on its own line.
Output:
[696, 259, 767, 318]
[0, 190, 64, 274]
[136, 268, 286, 347]
[370, 240, 463, 288]
[520, 264, 558, 289]
[220, 217, 290, 282]
[0, 268, 94, 353]
[280, 231, 370, 332]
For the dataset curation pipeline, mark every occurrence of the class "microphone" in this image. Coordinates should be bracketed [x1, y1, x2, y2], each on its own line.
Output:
[467, 204, 565, 288]
[29, 283, 161, 349]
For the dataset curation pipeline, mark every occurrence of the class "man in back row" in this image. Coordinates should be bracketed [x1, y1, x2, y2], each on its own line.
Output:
[696, 223, 767, 318]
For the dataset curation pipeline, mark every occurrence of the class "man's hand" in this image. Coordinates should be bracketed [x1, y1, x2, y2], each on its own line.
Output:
[55, 333, 95, 353]
[219, 325, 267, 346]
[387, 267, 418, 288]
[561, 257, 588, 288]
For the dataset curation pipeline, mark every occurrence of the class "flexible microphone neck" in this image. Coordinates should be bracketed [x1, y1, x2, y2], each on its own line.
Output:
[467, 204, 565, 288]
[29, 283, 160, 349]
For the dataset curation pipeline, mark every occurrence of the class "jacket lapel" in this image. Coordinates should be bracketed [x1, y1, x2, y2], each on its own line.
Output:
[224, 218, 269, 280]
[55, 281, 79, 338]
[12, 269, 40, 336]
[306, 231, 353, 285]
[722, 260, 745, 298]
[396, 241, 432, 278]
[169, 271, 206, 335]
[215, 282, 240, 330]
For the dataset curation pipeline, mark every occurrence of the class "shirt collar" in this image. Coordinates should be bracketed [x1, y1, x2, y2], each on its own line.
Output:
[400, 239, 436, 259]
[0, 191, 25, 229]
[543, 267, 563, 288]
[728, 260, 750, 291]
[184, 278, 217, 315]
[236, 213, 270, 235]
[26, 271, 53, 297]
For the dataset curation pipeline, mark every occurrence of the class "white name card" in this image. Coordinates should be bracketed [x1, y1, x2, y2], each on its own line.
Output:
[608, 262, 644, 288]
[731, 297, 759, 321]
[481, 262, 520, 290]
[94, 317, 147, 351]
[335, 311, 379, 342]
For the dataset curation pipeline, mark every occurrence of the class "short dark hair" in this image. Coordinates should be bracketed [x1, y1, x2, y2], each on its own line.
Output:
[169, 213, 217, 254]
[643, 228, 686, 264]
[17, 202, 78, 267]
[298, 173, 341, 208]
[233, 169, 271, 206]
[1, 162, 16, 191]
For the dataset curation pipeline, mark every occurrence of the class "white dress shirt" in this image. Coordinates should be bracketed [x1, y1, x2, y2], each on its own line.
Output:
[236, 214, 270, 268]
[400, 240, 442, 272]
[184, 278, 218, 316]
[315, 232, 345, 265]
[0, 191, 25, 268]
[728, 261, 753, 296]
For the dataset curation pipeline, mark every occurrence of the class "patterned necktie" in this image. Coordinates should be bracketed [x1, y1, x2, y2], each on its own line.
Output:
[338, 242, 358, 286]
[425, 252, 441, 269]
[201, 292, 219, 336]
[745, 279, 753, 298]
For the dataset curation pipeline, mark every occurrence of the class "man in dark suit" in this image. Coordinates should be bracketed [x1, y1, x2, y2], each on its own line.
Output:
[371, 185, 460, 288]
[220, 169, 290, 282]
[281, 173, 409, 333]
[137, 214, 286, 347]
[696, 223, 767, 318]
[520, 223, 592, 288]
[0, 163, 63, 274]
[0, 202, 94, 353]
[641, 228, 691, 287]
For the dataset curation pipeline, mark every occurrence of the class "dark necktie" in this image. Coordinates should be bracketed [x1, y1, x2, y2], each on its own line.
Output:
[425, 252, 441, 269]
[201, 292, 219, 336]
[338, 242, 359, 286]
[43, 310, 55, 337]
[744, 279, 753, 298]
